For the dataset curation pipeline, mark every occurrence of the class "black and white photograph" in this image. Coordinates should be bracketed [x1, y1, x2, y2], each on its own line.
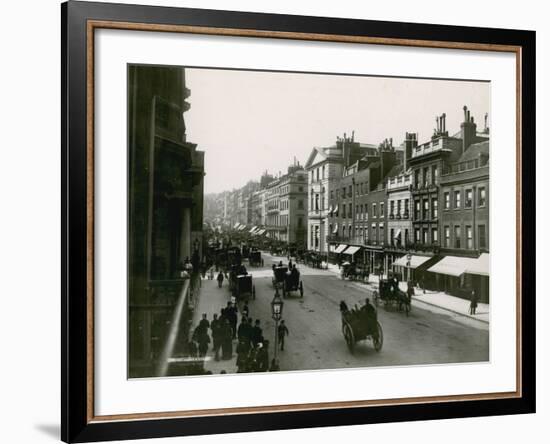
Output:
[128, 65, 491, 379]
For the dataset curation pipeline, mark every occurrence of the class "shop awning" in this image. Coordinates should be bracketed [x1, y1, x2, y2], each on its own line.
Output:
[328, 205, 333, 215]
[394, 229, 402, 240]
[333, 204, 339, 215]
[332, 223, 339, 234]
[249, 226, 257, 233]
[233, 222, 240, 229]
[393, 254, 433, 269]
[465, 253, 490, 276]
[427, 255, 478, 277]
[343, 245, 361, 255]
[334, 244, 348, 254]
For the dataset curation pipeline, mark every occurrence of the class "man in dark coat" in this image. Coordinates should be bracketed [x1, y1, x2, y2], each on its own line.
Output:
[277, 320, 289, 351]
[199, 313, 210, 331]
[220, 318, 233, 360]
[255, 341, 269, 372]
[217, 271, 224, 288]
[210, 314, 221, 360]
[469, 289, 478, 315]
[225, 301, 238, 339]
[251, 319, 263, 346]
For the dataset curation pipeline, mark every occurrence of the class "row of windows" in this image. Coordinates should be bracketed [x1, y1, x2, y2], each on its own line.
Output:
[443, 187, 486, 210]
[414, 165, 439, 188]
[442, 224, 487, 249]
[414, 198, 438, 220]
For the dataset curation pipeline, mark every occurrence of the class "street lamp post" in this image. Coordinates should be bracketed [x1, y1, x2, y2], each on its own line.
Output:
[271, 289, 284, 366]
[406, 252, 412, 283]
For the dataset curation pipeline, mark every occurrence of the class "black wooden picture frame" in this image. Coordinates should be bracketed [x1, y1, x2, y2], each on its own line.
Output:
[61, 1, 536, 442]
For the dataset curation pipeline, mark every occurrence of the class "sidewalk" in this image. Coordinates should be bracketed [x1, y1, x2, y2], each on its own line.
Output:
[323, 262, 490, 324]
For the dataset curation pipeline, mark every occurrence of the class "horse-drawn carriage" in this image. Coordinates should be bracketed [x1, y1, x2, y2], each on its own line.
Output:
[339, 300, 383, 354]
[272, 265, 288, 289]
[282, 266, 304, 298]
[228, 264, 255, 302]
[374, 278, 411, 316]
[248, 249, 263, 267]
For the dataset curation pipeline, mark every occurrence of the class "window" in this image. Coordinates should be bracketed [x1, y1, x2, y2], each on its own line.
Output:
[478, 187, 486, 206]
[479, 224, 487, 249]
[390, 200, 395, 217]
[422, 228, 428, 244]
[431, 165, 438, 184]
[322, 165, 325, 179]
[348, 203, 352, 219]
[444, 226, 450, 247]
[316, 168, 319, 181]
[432, 228, 438, 243]
[415, 200, 420, 219]
[380, 202, 385, 218]
[372, 203, 377, 218]
[432, 198, 438, 219]
[298, 200, 304, 210]
[444, 192, 450, 210]
[360, 204, 364, 219]
[330, 190, 334, 200]
[423, 199, 429, 219]
[315, 194, 319, 211]
[465, 189, 473, 208]
[415, 228, 420, 243]
[404, 229, 409, 246]
[298, 217, 303, 228]
[390, 228, 395, 246]
[414, 170, 420, 188]
[348, 185, 352, 197]
[396, 200, 401, 216]
[360, 182, 364, 194]
[299, 186, 304, 192]
[454, 226, 461, 248]
[454, 190, 461, 209]
[423, 167, 430, 187]
[404, 199, 409, 216]
[466, 225, 473, 249]
[314, 225, 319, 248]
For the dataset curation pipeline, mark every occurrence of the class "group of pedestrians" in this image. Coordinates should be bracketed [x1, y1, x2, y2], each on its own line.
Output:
[188, 301, 289, 373]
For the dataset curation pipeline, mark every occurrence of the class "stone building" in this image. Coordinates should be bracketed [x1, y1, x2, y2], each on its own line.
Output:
[304, 133, 378, 255]
[127, 65, 204, 377]
[265, 164, 307, 246]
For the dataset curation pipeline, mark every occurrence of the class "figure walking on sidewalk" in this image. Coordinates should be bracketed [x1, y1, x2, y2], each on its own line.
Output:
[278, 320, 289, 351]
[469, 288, 478, 315]
[217, 271, 224, 288]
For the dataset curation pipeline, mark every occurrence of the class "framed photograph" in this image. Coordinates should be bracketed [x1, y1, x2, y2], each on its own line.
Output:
[61, 1, 535, 442]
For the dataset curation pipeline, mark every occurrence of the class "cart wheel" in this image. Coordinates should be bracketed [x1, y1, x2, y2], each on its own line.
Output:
[343, 323, 355, 354]
[299, 281, 304, 297]
[373, 322, 384, 352]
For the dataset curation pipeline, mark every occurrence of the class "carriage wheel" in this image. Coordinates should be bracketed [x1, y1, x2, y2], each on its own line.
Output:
[299, 281, 304, 298]
[342, 323, 355, 354]
[373, 322, 384, 352]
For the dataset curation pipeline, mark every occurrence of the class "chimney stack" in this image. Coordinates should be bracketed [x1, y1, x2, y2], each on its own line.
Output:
[403, 132, 417, 171]
[461, 106, 478, 154]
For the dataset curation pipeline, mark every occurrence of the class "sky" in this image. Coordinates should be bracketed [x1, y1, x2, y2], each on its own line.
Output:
[184, 68, 490, 194]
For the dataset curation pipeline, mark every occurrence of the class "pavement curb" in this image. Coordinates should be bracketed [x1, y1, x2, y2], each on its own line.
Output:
[411, 296, 490, 324]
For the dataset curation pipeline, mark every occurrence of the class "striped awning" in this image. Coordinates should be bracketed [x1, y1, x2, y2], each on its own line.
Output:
[393, 254, 433, 269]
[334, 244, 348, 254]
[343, 245, 361, 255]
[465, 253, 490, 276]
[428, 255, 478, 277]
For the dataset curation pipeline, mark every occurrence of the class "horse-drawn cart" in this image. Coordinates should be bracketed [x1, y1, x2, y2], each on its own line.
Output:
[282, 267, 304, 298]
[374, 278, 411, 316]
[340, 301, 383, 354]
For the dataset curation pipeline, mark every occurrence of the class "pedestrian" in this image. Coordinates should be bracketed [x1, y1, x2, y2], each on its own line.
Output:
[241, 303, 249, 319]
[278, 320, 289, 351]
[210, 314, 221, 360]
[194, 326, 210, 358]
[225, 301, 238, 339]
[236, 338, 250, 372]
[237, 317, 250, 343]
[407, 280, 415, 302]
[469, 288, 478, 315]
[251, 319, 263, 346]
[217, 271, 224, 288]
[220, 318, 233, 360]
[256, 341, 269, 372]
[199, 313, 210, 331]
[289, 259, 293, 269]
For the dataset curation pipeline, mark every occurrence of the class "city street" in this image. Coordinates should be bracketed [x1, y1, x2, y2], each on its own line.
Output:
[190, 252, 489, 374]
